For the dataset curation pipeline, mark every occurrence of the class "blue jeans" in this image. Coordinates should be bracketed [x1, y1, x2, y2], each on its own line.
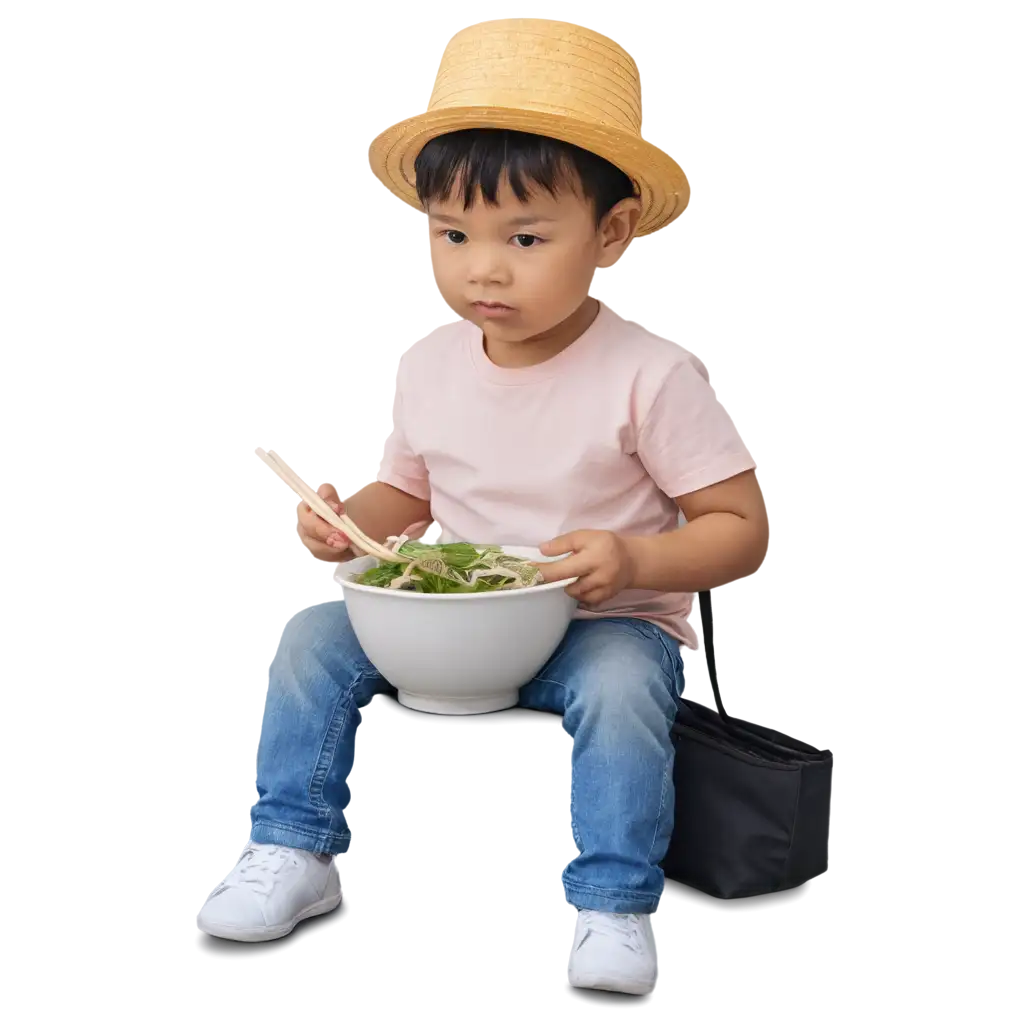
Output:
[250, 602, 684, 914]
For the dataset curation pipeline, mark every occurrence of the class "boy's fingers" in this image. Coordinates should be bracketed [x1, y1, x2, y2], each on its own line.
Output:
[535, 552, 589, 583]
[302, 520, 333, 544]
[539, 532, 582, 557]
[297, 523, 349, 561]
[300, 534, 332, 556]
[298, 499, 346, 539]
[568, 580, 607, 604]
[317, 483, 342, 505]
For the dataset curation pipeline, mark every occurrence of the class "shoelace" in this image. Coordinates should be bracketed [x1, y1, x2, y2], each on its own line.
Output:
[578, 911, 645, 954]
[229, 844, 304, 898]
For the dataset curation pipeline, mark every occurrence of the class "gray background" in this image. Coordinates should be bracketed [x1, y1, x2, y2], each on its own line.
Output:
[2, 8, 1024, 1024]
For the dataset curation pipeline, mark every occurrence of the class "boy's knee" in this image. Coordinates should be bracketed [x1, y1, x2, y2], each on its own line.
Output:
[279, 602, 352, 657]
[276, 593, 348, 638]
[270, 602, 364, 704]
[566, 633, 678, 732]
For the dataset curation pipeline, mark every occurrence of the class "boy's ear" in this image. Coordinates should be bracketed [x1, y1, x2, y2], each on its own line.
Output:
[596, 197, 643, 268]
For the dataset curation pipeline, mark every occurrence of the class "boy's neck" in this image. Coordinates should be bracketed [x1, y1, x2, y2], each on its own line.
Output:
[483, 296, 600, 369]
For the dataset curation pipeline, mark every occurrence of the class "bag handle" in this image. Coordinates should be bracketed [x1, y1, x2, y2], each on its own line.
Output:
[698, 590, 730, 722]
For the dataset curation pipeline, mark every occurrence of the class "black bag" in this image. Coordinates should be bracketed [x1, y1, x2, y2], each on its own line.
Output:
[661, 591, 833, 898]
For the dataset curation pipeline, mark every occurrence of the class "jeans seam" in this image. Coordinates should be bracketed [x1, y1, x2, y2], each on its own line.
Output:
[645, 746, 675, 867]
[657, 633, 684, 691]
[307, 671, 367, 826]
[623, 623, 681, 870]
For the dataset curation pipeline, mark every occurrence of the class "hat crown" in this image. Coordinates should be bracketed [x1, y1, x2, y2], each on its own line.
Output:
[368, 18, 689, 236]
[427, 19, 643, 137]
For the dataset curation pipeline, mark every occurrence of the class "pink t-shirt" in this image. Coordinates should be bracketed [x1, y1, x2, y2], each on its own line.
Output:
[378, 301, 755, 649]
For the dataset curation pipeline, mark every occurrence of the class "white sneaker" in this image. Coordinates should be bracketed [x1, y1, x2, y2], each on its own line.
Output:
[568, 910, 658, 995]
[197, 841, 342, 942]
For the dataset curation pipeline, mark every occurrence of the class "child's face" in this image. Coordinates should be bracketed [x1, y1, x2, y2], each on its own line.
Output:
[426, 173, 639, 344]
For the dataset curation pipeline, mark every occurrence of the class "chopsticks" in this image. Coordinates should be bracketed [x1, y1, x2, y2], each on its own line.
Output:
[247, 442, 407, 569]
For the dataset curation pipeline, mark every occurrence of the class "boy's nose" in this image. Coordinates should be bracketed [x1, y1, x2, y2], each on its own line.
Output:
[467, 251, 511, 286]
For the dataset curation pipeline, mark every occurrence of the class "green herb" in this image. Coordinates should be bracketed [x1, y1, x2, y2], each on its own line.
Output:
[352, 542, 542, 594]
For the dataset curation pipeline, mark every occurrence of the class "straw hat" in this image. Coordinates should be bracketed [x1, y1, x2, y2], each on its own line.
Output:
[368, 19, 690, 236]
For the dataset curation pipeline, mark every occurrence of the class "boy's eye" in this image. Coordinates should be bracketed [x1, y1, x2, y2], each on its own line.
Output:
[443, 230, 467, 245]
[513, 234, 541, 248]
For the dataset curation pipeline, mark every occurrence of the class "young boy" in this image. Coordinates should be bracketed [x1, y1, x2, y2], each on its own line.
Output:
[198, 19, 768, 996]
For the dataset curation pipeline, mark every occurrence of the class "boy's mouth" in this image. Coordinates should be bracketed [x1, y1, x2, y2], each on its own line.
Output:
[472, 301, 516, 318]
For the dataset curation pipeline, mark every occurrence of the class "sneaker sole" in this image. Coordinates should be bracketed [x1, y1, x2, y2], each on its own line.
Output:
[569, 968, 656, 996]
[198, 889, 343, 943]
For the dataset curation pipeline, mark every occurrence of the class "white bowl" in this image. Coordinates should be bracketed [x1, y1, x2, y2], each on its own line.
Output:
[334, 546, 577, 715]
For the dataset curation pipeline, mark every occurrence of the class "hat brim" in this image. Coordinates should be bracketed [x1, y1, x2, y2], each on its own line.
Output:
[369, 107, 690, 236]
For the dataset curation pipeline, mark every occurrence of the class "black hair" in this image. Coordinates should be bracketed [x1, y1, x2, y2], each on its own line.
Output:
[413, 128, 638, 228]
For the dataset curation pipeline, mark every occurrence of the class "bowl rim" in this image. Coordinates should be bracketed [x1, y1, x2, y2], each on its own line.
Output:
[334, 546, 577, 602]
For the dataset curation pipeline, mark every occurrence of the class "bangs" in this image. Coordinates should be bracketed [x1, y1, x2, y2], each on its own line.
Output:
[413, 128, 637, 226]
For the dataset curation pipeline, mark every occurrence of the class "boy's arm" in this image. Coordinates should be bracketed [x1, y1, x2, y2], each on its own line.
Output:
[539, 470, 768, 603]
[628, 469, 768, 592]
[630, 355, 766, 590]
[345, 481, 433, 550]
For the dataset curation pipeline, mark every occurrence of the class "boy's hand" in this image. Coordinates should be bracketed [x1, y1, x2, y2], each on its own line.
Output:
[297, 483, 352, 562]
[536, 530, 637, 605]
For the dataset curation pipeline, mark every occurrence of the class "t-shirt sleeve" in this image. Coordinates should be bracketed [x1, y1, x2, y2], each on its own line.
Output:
[636, 358, 756, 498]
[377, 372, 431, 501]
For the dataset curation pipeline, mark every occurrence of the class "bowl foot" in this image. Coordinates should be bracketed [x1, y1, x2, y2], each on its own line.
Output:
[397, 690, 519, 715]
